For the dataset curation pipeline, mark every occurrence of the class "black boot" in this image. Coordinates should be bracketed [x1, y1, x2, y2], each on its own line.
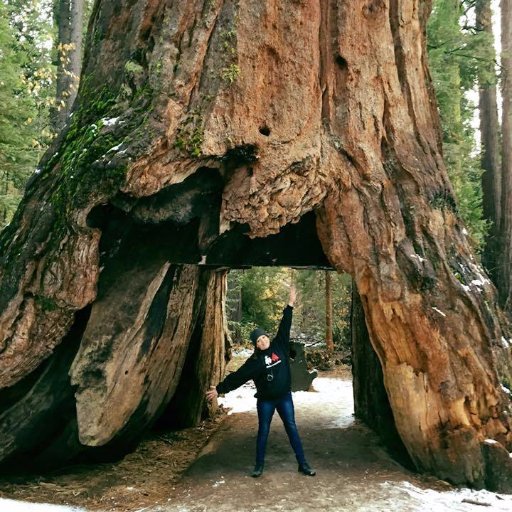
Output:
[251, 464, 264, 477]
[298, 462, 316, 476]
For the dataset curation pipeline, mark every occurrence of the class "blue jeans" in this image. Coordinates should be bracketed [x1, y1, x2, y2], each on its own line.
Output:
[255, 391, 306, 466]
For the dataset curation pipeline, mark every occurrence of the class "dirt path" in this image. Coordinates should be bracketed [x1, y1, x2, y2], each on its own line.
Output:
[1, 372, 512, 511]
[156, 376, 512, 512]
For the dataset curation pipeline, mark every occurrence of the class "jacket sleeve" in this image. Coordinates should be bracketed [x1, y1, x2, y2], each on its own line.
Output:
[216, 356, 261, 395]
[274, 305, 293, 351]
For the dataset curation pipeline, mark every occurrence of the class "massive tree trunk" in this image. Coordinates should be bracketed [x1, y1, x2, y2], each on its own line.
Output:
[1, 0, 512, 490]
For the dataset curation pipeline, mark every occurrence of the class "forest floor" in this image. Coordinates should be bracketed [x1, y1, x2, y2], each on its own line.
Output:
[1, 355, 512, 512]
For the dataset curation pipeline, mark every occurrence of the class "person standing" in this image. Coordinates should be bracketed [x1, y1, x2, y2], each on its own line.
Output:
[206, 285, 315, 478]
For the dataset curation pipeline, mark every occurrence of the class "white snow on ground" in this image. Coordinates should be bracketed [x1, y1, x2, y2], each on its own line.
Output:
[3, 375, 512, 511]
[219, 366, 355, 430]
[380, 481, 512, 511]
[0, 498, 85, 512]
[218, 376, 354, 430]
[293, 377, 355, 429]
[218, 381, 256, 414]
[220, 375, 512, 512]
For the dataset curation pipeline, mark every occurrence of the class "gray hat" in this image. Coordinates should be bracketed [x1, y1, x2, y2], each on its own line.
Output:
[250, 328, 267, 346]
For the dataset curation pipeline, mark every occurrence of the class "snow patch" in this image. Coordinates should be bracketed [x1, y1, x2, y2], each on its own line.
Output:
[501, 385, 511, 395]
[107, 143, 123, 153]
[0, 498, 85, 512]
[218, 382, 256, 414]
[232, 348, 254, 358]
[410, 254, 426, 263]
[484, 438, 498, 445]
[381, 481, 512, 511]
[432, 307, 446, 317]
[101, 117, 119, 126]
[219, 376, 355, 430]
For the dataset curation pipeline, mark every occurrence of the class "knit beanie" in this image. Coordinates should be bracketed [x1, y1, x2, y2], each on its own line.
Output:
[250, 328, 267, 346]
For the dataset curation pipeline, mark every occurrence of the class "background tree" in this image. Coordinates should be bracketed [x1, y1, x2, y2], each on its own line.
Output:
[499, 0, 512, 309]
[0, 0, 92, 229]
[325, 270, 334, 352]
[226, 268, 351, 349]
[52, 0, 85, 132]
[427, 0, 491, 248]
[476, 0, 502, 278]
[0, 1, 40, 227]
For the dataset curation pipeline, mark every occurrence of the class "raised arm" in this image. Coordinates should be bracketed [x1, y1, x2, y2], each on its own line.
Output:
[275, 285, 296, 349]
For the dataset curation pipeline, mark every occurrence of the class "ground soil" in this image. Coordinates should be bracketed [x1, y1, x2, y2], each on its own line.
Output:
[0, 407, 227, 511]
[1, 361, 511, 512]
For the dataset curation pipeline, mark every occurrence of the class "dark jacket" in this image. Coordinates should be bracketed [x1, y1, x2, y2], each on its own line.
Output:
[216, 305, 293, 400]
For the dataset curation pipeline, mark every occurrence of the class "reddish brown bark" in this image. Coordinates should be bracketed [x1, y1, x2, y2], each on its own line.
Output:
[476, 0, 502, 279]
[499, 0, 512, 310]
[351, 284, 411, 466]
[0, 0, 511, 490]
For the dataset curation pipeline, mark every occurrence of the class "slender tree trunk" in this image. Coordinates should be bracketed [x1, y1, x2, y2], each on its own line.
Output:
[69, 0, 84, 103]
[325, 270, 334, 351]
[53, 0, 84, 132]
[0, 0, 512, 490]
[477, 0, 502, 280]
[500, 0, 512, 310]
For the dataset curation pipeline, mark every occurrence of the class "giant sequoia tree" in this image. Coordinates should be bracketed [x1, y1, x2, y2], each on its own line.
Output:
[1, 0, 512, 491]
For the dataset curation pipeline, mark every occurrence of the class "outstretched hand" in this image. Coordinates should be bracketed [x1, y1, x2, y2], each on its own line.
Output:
[205, 386, 218, 402]
[288, 284, 296, 307]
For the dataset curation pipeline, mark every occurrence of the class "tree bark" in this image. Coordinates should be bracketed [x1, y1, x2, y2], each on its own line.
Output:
[0, 0, 512, 490]
[325, 270, 334, 351]
[499, 0, 512, 310]
[476, 0, 502, 281]
[161, 269, 229, 429]
[351, 283, 411, 466]
[53, 0, 84, 132]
